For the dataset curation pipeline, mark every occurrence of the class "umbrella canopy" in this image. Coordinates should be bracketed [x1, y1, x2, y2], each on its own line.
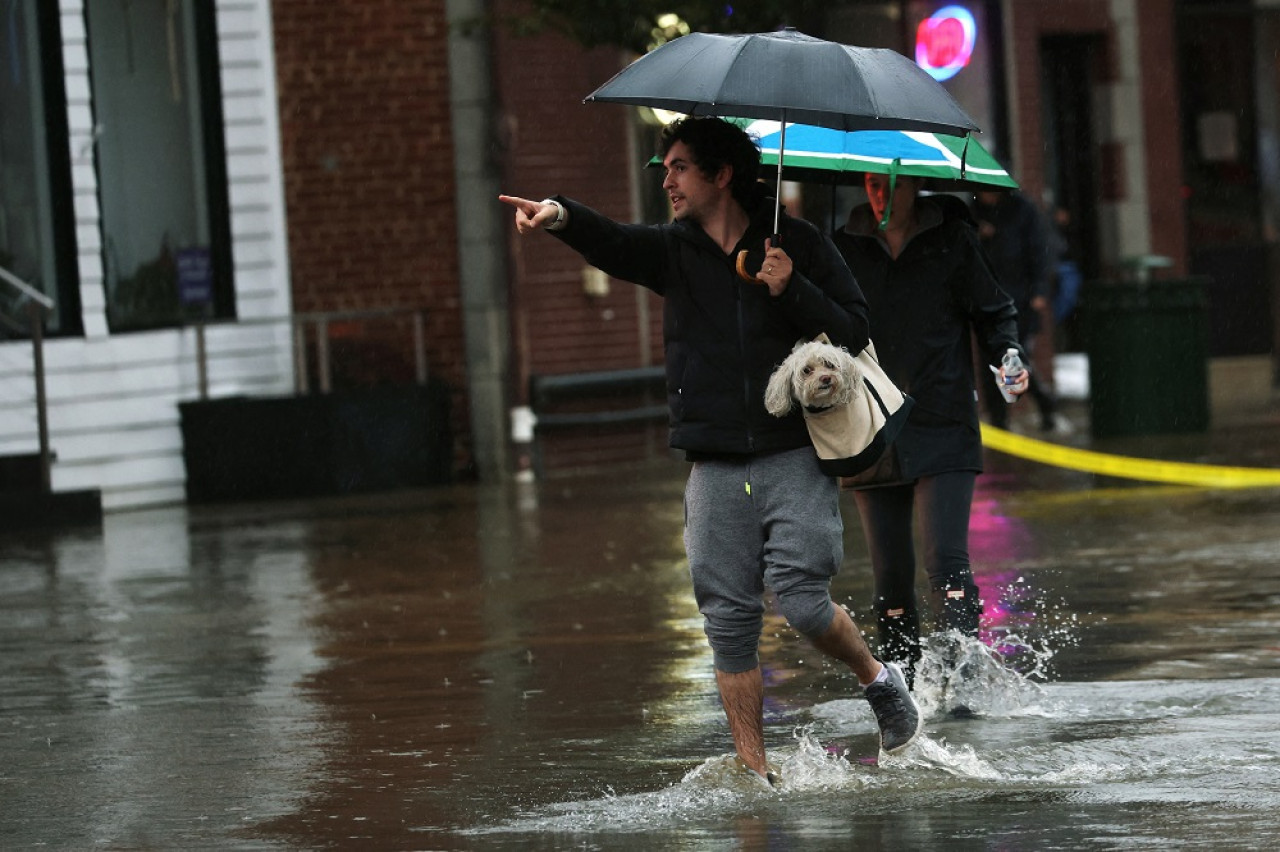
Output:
[588, 28, 980, 241]
[741, 119, 1018, 189]
[585, 28, 980, 137]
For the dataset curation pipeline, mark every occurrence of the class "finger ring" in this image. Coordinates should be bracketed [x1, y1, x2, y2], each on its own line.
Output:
[767, 266, 774, 273]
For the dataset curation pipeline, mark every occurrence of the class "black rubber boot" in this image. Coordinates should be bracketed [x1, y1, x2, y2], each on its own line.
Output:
[929, 582, 982, 637]
[929, 582, 984, 718]
[876, 601, 921, 690]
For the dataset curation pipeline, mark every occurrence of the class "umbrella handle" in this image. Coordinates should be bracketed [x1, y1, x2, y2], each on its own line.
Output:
[735, 250, 762, 283]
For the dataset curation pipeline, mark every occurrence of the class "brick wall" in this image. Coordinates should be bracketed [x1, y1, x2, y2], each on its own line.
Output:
[271, 1, 472, 468]
[1008, 0, 1184, 276]
[1135, 0, 1186, 275]
[1006, 0, 1113, 205]
[492, 4, 669, 471]
[494, 20, 665, 374]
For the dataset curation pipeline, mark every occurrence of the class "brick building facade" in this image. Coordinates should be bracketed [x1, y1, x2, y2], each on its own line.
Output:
[267, 0, 1271, 481]
[271, 0, 472, 465]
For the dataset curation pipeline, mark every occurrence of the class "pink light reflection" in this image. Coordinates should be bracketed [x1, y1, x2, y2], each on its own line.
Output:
[969, 494, 1038, 649]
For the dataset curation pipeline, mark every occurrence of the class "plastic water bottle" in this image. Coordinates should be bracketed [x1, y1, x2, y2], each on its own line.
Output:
[1001, 348, 1024, 386]
[991, 348, 1024, 403]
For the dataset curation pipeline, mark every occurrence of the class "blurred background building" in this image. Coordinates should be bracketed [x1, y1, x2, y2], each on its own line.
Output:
[1, 0, 1276, 519]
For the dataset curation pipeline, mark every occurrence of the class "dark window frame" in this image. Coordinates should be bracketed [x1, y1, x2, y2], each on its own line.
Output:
[192, 4, 235, 323]
[1, 2, 82, 337]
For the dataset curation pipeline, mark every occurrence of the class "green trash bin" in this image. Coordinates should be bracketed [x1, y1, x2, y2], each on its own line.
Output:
[1078, 272, 1210, 438]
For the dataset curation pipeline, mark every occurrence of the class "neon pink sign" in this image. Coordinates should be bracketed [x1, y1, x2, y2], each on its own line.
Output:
[915, 5, 977, 82]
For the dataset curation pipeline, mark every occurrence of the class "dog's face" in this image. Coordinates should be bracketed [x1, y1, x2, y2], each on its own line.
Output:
[764, 340, 861, 416]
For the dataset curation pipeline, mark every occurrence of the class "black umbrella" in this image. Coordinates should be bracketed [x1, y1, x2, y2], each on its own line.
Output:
[586, 28, 981, 238]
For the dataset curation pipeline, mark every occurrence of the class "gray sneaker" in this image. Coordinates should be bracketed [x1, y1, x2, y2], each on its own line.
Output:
[864, 661, 922, 754]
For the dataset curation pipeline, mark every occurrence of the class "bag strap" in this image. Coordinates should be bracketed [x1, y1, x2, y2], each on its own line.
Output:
[863, 377, 892, 419]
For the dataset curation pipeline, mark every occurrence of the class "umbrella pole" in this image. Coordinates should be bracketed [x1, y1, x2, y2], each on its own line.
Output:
[772, 112, 786, 243]
[878, 158, 901, 231]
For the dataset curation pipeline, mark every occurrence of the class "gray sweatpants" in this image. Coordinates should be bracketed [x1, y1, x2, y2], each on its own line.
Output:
[683, 446, 843, 673]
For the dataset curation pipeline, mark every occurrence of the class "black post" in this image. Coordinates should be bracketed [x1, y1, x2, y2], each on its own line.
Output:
[29, 302, 51, 494]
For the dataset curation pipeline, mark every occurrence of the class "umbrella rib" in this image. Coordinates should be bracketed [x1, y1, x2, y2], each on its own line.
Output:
[710, 37, 756, 110]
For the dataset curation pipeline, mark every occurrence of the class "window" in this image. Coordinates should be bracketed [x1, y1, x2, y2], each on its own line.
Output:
[86, 0, 233, 332]
[0, 1, 78, 335]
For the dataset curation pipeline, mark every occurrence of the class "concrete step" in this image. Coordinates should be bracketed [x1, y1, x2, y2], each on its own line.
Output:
[0, 488, 102, 531]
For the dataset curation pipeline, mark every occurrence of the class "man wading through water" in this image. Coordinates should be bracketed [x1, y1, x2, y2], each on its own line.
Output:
[500, 117, 920, 784]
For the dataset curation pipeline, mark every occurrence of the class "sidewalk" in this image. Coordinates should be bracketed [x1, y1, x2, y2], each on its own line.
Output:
[1040, 352, 1277, 423]
[1206, 354, 1280, 426]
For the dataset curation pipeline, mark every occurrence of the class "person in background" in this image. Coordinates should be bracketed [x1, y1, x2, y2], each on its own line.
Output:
[499, 117, 921, 783]
[1050, 205, 1084, 330]
[971, 188, 1060, 432]
[832, 173, 1028, 693]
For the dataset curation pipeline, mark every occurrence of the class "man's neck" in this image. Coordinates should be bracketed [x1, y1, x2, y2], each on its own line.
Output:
[695, 199, 752, 255]
[880, 210, 918, 259]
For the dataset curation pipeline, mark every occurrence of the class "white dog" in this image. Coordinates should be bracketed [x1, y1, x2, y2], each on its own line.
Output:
[764, 338, 862, 417]
[764, 335, 913, 477]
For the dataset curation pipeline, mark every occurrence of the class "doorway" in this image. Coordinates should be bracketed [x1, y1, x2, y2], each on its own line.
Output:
[1040, 34, 1103, 351]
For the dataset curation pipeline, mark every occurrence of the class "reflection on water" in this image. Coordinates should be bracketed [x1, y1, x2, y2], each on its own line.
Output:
[3, 465, 1280, 849]
[967, 491, 1080, 681]
[1, 506, 326, 849]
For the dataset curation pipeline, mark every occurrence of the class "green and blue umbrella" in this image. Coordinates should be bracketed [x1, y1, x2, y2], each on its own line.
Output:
[739, 118, 1017, 189]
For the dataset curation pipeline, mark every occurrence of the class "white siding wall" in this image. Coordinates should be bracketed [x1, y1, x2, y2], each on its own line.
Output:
[0, 0, 293, 512]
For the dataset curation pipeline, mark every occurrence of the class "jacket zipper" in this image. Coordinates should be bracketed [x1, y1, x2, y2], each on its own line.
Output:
[736, 276, 754, 452]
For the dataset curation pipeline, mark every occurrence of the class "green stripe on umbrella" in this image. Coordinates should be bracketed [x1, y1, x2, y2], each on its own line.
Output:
[738, 119, 1017, 189]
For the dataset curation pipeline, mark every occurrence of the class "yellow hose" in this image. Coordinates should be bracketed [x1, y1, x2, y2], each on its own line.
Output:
[981, 424, 1280, 488]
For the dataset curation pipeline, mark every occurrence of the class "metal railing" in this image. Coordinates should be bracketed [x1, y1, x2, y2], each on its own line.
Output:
[191, 306, 430, 400]
[0, 265, 55, 494]
[0, 283, 430, 495]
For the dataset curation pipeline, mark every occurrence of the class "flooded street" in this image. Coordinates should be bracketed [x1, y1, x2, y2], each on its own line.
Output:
[3, 402, 1280, 850]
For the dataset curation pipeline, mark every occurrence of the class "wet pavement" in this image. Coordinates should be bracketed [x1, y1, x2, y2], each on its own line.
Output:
[3, 366, 1280, 850]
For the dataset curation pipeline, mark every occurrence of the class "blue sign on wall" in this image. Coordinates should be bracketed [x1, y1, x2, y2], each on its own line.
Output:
[177, 247, 213, 305]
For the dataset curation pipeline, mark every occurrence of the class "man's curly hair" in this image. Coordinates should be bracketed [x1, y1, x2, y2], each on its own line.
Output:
[659, 117, 761, 209]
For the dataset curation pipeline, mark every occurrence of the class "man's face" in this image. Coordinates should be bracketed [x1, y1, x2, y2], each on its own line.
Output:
[864, 173, 919, 228]
[662, 141, 728, 223]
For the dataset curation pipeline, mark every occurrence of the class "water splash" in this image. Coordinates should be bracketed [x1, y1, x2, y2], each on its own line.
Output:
[462, 679, 1280, 839]
[463, 728, 876, 835]
[767, 725, 872, 791]
[879, 734, 1002, 779]
[913, 631, 1057, 719]
[980, 574, 1083, 681]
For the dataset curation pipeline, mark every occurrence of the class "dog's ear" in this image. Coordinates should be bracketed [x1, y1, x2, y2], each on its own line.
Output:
[834, 346, 860, 376]
[764, 359, 796, 416]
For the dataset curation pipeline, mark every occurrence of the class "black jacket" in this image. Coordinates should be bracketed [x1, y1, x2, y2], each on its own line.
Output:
[551, 190, 869, 457]
[832, 195, 1021, 478]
